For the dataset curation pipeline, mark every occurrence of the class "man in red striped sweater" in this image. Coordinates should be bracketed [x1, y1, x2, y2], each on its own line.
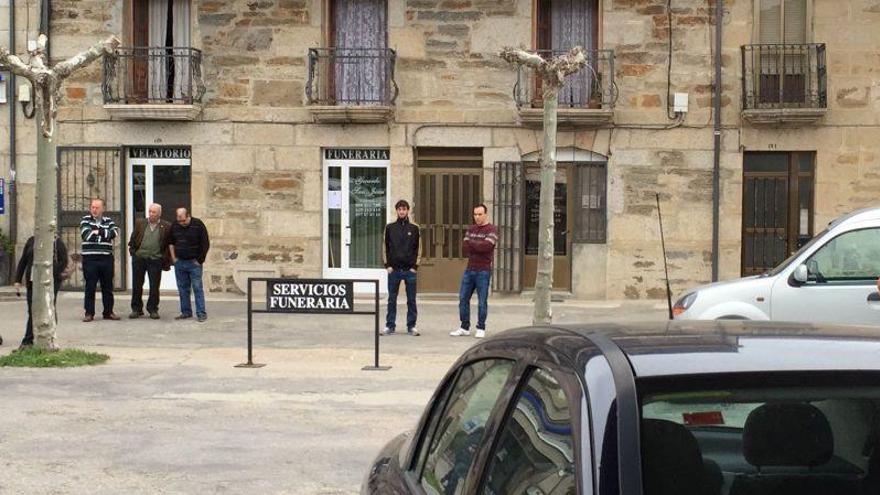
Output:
[450, 203, 497, 339]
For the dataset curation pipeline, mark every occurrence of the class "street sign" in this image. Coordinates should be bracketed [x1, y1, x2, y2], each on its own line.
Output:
[0, 178, 5, 214]
[266, 279, 354, 313]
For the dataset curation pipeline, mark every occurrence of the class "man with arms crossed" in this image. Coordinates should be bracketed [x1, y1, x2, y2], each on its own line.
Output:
[80, 198, 120, 321]
[450, 203, 497, 339]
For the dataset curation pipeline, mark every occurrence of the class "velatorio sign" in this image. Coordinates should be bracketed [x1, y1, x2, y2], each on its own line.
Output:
[129, 147, 192, 159]
[266, 279, 354, 313]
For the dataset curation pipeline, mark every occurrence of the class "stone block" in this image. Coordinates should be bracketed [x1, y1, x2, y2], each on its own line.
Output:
[251, 79, 303, 107]
[233, 123, 295, 146]
[412, 126, 492, 147]
[194, 145, 255, 174]
[470, 17, 530, 54]
[263, 210, 320, 237]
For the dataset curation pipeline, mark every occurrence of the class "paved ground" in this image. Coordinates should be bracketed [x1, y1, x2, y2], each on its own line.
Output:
[0, 291, 667, 494]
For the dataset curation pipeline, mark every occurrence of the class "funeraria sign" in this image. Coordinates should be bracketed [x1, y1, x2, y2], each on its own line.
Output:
[129, 147, 192, 159]
[266, 279, 354, 313]
[324, 148, 390, 161]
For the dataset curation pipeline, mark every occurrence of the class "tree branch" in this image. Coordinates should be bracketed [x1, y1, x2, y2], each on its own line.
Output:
[54, 35, 120, 81]
[500, 47, 545, 70]
[0, 47, 42, 80]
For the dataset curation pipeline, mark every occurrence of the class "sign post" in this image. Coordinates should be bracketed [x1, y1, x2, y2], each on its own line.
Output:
[235, 278, 390, 371]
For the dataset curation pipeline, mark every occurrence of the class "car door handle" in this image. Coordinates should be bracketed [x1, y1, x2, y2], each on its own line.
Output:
[868, 292, 880, 302]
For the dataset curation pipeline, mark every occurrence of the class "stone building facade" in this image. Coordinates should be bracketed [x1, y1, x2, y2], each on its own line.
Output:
[1, 0, 879, 300]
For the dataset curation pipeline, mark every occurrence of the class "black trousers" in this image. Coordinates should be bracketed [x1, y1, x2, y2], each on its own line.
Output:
[24, 280, 60, 346]
[131, 256, 163, 313]
[83, 255, 115, 317]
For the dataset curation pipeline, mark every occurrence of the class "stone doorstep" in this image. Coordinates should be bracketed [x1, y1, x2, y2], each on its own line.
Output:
[741, 107, 827, 126]
[104, 103, 203, 121]
[308, 105, 395, 124]
[518, 107, 614, 128]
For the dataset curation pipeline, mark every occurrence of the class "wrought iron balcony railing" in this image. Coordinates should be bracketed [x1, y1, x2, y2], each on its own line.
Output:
[103, 47, 205, 105]
[514, 49, 616, 110]
[306, 48, 398, 106]
[742, 43, 826, 110]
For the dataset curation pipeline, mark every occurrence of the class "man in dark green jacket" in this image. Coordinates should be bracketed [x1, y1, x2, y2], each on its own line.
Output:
[128, 203, 172, 319]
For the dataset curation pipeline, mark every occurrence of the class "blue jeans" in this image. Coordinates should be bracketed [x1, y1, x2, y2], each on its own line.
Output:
[459, 269, 491, 330]
[386, 269, 417, 331]
[174, 259, 206, 317]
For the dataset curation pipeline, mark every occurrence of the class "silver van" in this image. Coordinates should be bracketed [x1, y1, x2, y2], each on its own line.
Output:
[674, 207, 880, 324]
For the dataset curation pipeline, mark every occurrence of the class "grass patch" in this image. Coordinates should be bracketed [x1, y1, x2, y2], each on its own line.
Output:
[0, 347, 110, 368]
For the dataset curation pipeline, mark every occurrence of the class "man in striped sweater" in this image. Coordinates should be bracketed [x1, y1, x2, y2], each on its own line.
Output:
[80, 198, 120, 321]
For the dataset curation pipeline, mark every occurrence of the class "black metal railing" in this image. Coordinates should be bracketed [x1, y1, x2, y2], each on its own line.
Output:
[103, 47, 205, 105]
[742, 43, 826, 110]
[306, 48, 398, 106]
[514, 49, 616, 110]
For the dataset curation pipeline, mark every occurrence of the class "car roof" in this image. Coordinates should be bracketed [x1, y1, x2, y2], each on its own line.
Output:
[490, 320, 880, 378]
[829, 206, 880, 229]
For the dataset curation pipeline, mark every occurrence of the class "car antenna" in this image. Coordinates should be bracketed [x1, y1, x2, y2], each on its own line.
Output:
[656, 193, 673, 320]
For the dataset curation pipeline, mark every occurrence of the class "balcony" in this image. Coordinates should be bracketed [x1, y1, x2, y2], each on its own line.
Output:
[306, 48, 398, 124]
[741, 43, 827, 126]
[102, 47, 205, 121]
[514, 49, 616, 128]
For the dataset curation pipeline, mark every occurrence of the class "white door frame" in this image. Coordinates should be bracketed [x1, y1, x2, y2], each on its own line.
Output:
[126, 157, 191, 290]
[322, 157, 391, 291]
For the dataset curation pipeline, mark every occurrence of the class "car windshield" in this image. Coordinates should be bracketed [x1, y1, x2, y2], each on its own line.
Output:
[640, 375, 880, 495]
[765, 228, 829, 277]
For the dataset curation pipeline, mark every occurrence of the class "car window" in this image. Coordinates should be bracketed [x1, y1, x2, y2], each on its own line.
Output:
[420, 359, 515, 495]
[806, 228, 880, 282]
[640, 379, 880, 495]
[481, 368, 576, 495]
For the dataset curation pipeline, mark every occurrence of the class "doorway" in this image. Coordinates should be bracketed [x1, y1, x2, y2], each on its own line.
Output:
[742, 151, 815, 276]
[322, 148, 391, 288]
[415, 148, 483, 293]
[126, 146, 191, 290]
[522, 163, 573, 291]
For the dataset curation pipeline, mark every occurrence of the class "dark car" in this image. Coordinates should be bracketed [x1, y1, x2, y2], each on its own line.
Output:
[361, 321, 880, 495]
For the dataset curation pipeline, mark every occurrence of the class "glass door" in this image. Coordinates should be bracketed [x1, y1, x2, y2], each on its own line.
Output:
[127, 157, 192, 290]
[323, 156, 390, 290]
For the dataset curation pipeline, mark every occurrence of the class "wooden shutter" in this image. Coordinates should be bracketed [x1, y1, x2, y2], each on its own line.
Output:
[759, 0, 782, 42]
[783, 0, 807, 43]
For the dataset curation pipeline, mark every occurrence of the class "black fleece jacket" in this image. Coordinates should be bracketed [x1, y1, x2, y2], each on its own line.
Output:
[383, 218, 421, 271]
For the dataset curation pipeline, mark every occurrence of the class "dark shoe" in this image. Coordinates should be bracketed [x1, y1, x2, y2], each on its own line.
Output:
[175, 314, 192, 320]
[197, 314, 207, 322]
[15, 343, 33, 352]
[129, 311, 143, 319]
[83, 314, 94, 322]
[149, 312, 160, 320]
[103, 313, 121, 321]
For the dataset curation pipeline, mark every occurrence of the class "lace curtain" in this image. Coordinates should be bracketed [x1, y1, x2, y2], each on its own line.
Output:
[334, 0, 388, 105]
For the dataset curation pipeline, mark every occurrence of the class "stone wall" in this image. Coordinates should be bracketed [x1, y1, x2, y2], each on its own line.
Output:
[0, 0, 877, 299]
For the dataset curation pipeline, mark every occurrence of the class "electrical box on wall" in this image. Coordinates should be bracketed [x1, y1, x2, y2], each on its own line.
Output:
[0, 74, 6, 104]
[674, 92, 689, 113]
[18, 84, 31, 102]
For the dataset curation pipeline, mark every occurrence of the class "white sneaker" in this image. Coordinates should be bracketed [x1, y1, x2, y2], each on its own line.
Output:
[380, 327, 395, 336]
[450, 328, 471, 337]
[475, 329, 486, 339]
[408, 327, 420, 336]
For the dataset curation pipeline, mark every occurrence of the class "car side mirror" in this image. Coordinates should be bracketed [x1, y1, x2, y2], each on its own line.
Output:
[793, 264, 809, 283]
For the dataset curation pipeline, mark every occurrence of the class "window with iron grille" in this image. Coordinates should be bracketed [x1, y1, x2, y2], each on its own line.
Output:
[573, 162, 606, 243]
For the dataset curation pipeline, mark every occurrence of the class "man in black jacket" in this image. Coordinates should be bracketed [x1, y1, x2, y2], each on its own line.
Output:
[168, 207, 210, 322]
[382, 199, 421, 336]
[13, 235, 69, 349]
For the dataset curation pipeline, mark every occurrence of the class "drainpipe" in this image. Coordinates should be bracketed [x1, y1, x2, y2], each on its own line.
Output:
[711, 0, 723, 282]
[7, 0, 17, 272]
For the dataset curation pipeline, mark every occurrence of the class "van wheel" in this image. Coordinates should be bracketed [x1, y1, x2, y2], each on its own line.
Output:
[717, 315, 749, 320]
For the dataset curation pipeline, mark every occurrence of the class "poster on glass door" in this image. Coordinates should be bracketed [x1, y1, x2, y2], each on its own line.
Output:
[322, 148, 390, 290]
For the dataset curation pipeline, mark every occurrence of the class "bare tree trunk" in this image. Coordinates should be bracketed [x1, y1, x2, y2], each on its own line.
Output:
[33, 113, 58, 349]
[533, 88, 558, 326]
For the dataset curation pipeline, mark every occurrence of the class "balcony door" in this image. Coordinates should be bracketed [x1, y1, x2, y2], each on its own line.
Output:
[755, 0, 810, 106]
[329, 0, 388, 105]
[130, 0, 191, 103]
[535, 0, 598, 108]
